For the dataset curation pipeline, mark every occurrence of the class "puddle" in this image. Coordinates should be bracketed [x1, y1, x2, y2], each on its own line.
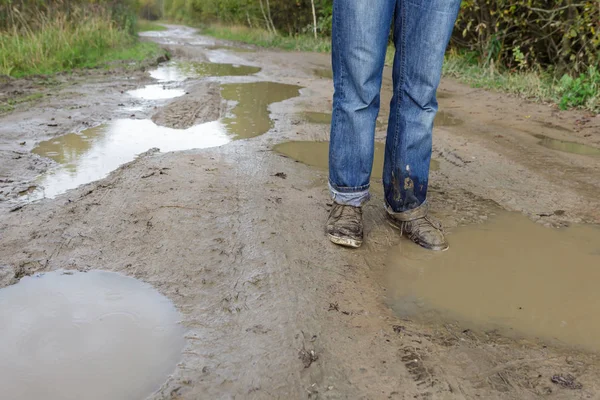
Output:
[128, 84, 186, 100]
[30, 119, 230, 199]
[207, 45, 255, 53]
[434, 110, 463, 127]
[0, 270, 185, 400]
[300, 112, 385, 128]
[533, 134, 600, 156]
[273, 141, 440, 179]
[384, 212, 600, 352]
[313, 68, 333, 79]
[151, 62, 260, 82]
[221, 82, 302, 139]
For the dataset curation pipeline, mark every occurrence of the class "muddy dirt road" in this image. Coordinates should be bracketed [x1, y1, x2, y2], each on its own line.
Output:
[1, 25, 600, 399]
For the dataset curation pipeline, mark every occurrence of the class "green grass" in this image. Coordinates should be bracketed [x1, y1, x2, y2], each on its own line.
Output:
[0, 14, 165, 78]
[137, 19, 168, 32]
[203, 25, 331, 52]
[202, 24, 598, 111]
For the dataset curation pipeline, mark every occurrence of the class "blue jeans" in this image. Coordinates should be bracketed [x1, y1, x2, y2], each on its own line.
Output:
[329, 0, 461, 213]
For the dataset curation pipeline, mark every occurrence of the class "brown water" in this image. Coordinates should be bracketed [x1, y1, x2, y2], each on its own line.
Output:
[533, 134, 600, 156]
[151, 62, 260, 81]
[301, 112, 385, 128]
[435, 110, 463, 127]
[0, 270, 185, 400]
[31, 119, 230, 199]
[384, 212, 600, 351]
[273, 141, 440, 179]
[313, 68, 333, 79]
[221, 82, 303, 139]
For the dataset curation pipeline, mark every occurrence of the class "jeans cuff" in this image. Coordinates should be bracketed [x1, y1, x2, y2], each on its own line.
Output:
[329, 183, 370, 207]
[385, 201, 429, 221]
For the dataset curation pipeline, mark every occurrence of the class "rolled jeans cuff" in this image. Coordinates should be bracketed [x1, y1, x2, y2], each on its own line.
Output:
[385, 201, 429, 221]
[329, 182, 370, 207]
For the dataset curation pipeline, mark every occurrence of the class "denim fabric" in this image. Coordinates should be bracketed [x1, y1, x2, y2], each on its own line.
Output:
[329, 0, 461, 212]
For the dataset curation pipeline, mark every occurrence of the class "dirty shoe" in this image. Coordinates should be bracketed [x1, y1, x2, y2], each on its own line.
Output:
[387, 205, 448, 251]
[327, 203, 363, 248]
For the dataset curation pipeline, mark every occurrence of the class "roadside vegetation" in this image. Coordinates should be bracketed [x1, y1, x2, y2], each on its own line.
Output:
[0, 1, 165, 78]
[140, 0, 599, 111]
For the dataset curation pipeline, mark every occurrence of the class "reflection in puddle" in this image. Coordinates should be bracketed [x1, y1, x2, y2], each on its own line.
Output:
[533, 134, 600, 156]
[221, 82, 302, 139]
[128, 84, 186, 100]
[384, 213, 600, 351]
[435, 110, 463, 127]
[31, 119, 230, 199]
[151, 62, 260, 82]
[0, 270, 185, 400]
[274, 141, 440, 179]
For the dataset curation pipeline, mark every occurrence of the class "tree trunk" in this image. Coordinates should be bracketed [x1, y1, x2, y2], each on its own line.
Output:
[310, 0, 317, 39]
[265, 0, 277, 35]
[258, 0, 272, 34]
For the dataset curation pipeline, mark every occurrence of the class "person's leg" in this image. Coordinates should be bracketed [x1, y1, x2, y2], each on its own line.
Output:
[329, 0, 395, 207]
[383, 0, 461, 250]
[327, 0, 395, 248]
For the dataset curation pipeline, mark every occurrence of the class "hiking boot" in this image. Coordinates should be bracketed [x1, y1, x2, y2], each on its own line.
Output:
[327, 203, 363, 248]
[387, 204, 448, 251]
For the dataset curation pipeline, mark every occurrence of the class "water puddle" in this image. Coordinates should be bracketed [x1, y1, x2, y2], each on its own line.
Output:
[30, 119, 230, 199]
[435, 110, 463, 127]
[0, 270, 185, 400]
[533, 134, 600, 156]
[221, 82, 302, 139]
[384, 212, 600, 351]
[273, 141, 440, 179]
[300, 112, 385, 128]
[207, 45, 255, 53]
[128, 84, 186, 100]
[313, 68, 333, 79]
[150, 62, 260, 82]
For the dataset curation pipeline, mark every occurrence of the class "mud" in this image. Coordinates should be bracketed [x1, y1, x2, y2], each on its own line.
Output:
[151, 82, 223, 128]
[2, 24, 600, 399]
[385, 212, 600, 351]
[0, 270, 184, 400]
[274, 140, 440, 179]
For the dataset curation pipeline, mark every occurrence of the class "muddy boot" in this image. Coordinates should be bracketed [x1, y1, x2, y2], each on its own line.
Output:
[387, 206, 448, 251]
[327, 203, 363, 248]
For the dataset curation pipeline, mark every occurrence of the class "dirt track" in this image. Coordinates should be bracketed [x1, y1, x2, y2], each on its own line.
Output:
[1, 25, 600, 399]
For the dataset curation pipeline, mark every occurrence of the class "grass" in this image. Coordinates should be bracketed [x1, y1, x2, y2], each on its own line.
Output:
[137, 19, 168, 32]
[202, 24, 599, 111]
[203, 24, 331, 52]
[0, 13, 165, 78]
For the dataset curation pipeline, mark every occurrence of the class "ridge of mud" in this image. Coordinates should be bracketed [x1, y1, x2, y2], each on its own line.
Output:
[151, 82, 223, 129]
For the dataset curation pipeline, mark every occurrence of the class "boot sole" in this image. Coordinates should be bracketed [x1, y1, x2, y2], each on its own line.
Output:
[387, 219, 449, 252]
[328, 233, 362, 248]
